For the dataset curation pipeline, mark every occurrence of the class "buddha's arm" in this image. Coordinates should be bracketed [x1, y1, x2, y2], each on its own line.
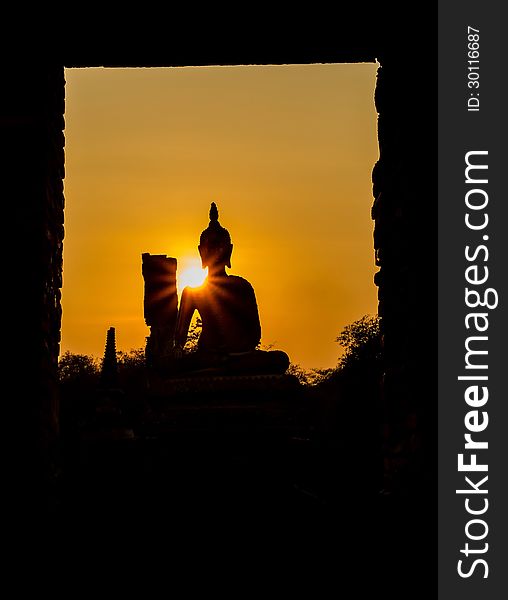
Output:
[175, 287, 195, 349]
[246, 287, 262, 348]
[251, 308, 261, 348]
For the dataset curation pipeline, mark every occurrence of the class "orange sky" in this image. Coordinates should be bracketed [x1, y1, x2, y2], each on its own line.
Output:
[61, 64, 379, 370]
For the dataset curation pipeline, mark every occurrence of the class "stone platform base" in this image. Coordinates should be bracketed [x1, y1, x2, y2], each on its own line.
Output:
[141, 373, 304, 436]
[147, 373, 300, 396]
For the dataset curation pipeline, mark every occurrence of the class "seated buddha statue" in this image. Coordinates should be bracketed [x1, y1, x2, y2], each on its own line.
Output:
[173, 202, 289, 375]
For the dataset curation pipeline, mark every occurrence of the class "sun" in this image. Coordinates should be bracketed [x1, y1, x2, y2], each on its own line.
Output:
[177, 257, 207, 292]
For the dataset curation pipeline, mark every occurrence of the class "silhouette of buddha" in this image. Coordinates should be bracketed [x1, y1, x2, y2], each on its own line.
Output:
[174, 202, 289, 375]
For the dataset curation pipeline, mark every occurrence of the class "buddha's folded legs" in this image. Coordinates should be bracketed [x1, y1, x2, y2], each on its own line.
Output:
[224, 350, 290, 375]
[165, 349, 290, 377]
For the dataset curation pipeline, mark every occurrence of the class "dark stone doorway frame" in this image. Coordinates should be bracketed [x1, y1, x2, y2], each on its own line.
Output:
[4, 16, 437, 519]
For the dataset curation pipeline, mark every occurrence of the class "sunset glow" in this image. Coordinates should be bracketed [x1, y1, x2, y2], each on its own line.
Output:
[61, 64, 379, 369]
[177, 259, 207, 292]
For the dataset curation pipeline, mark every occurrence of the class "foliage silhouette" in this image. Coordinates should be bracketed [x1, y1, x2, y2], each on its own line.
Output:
[284, 315, 381, 387]
[183, 317, 202, 354]
[335, 314, 382, 375]
[58, 315, 381, 392]
[58, 351, 100, 387]
[287, 363, 333, 386]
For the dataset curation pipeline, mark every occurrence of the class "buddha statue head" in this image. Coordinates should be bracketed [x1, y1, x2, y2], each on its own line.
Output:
[198, 202, 233, 271]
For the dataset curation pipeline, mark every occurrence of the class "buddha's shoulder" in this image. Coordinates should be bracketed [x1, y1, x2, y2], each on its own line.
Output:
[227, 275, 255, 291]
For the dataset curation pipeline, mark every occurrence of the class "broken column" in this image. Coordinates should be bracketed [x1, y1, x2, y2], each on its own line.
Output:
[141, 253, 178, 368]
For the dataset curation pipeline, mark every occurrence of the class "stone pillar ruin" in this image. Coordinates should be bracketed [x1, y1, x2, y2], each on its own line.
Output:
[141, 253, 178, 367]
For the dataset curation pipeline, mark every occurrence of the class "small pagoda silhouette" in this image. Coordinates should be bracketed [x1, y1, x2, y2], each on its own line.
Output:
[100, 326, 119, 388]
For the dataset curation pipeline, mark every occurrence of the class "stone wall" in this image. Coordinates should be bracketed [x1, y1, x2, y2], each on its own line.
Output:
[372, 49, 437, 490]
[3, 66, 65, 512]
[3, 19, 436, 506]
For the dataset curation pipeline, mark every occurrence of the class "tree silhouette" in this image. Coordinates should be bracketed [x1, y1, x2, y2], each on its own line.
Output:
[336, 314, 382, 374]
[287, 363, 333, 386]
[183, 317, 202, 354]
[58, 351, 100, 386]
[116, 347, 146, 391]
[312, 314, 383, 494]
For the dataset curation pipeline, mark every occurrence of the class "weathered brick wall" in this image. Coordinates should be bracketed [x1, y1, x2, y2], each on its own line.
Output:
[3, 66, 65, 512]
[372, 53, 436, 491]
